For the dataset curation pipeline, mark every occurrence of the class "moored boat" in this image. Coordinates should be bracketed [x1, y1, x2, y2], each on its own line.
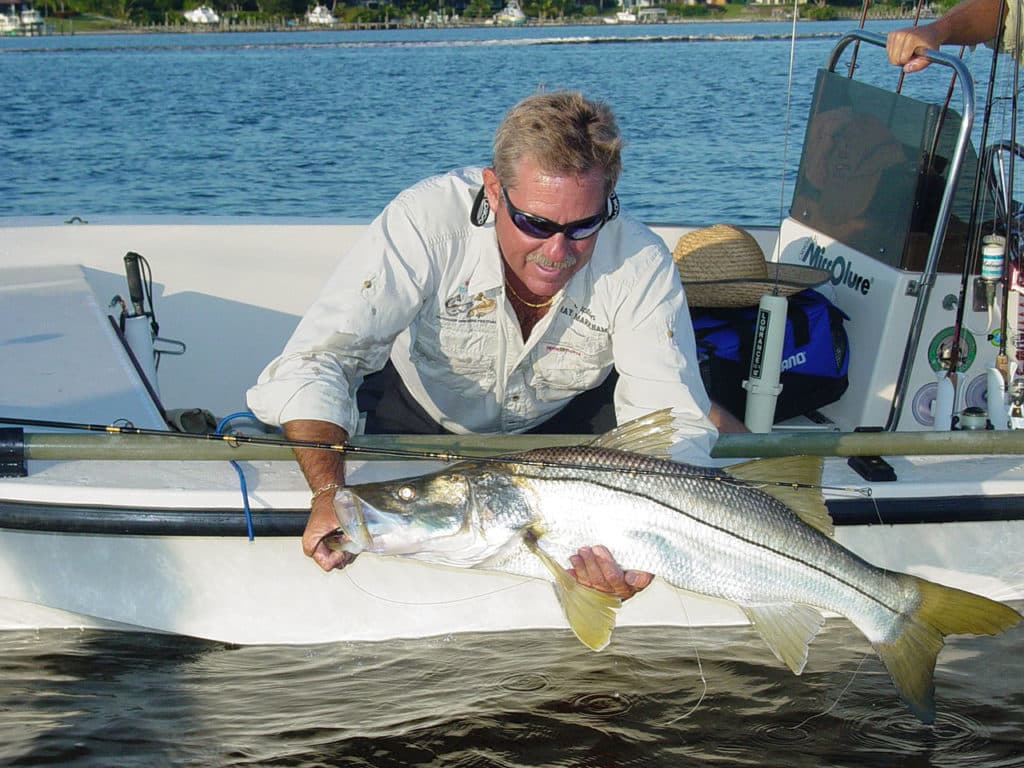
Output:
[0, 3, 42, 34]
[494, 0, 526, 25]
[305, 3, 336, 25]
[183, 4, 220, 24]
[1, 31, 1022, 647]
[18, 4, 41, 32]
[0, 5, 18, 33]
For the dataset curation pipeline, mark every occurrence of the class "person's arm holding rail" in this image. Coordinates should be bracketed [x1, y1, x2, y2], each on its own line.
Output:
[887, 0, 1013, 72]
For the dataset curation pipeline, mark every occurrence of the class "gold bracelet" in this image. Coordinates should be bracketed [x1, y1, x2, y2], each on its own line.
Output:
[310, 482, 342, 504]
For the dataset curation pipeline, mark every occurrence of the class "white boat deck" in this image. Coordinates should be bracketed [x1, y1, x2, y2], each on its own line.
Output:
[2, 264, 165, 431]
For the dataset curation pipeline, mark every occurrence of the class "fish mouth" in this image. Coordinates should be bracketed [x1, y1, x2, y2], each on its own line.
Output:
[331, 489, 374, 554]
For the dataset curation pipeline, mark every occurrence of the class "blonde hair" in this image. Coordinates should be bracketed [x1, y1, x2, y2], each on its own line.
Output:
[492, 91, 622, 195]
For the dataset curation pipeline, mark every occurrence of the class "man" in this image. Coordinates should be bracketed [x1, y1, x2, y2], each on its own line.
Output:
[887, 0, 1021, 72]
[248, 91, 730, 594]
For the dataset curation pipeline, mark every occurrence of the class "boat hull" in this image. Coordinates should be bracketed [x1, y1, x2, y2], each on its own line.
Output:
[2, 460, 1020, 644]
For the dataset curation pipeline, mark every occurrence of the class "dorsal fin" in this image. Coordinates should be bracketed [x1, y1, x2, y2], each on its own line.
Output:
[726, 456, 833, 536]
[587, 408, 676, 458]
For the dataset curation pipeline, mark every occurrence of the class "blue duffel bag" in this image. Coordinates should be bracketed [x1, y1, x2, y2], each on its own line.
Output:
[690, 288, 850, 423]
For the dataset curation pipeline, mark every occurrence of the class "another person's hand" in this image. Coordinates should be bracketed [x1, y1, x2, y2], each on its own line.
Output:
[887, 24, 944, 72]
[302, 492, 357, 572]
[568, 545, 653, 599]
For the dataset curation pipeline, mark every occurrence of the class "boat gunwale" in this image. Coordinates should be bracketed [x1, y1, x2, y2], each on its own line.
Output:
[3, 491, 1023, 536]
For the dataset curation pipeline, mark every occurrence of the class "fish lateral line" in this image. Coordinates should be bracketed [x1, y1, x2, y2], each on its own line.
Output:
[526, 475, 908, 617]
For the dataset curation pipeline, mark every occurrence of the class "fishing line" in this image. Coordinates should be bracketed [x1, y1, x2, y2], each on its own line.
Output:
[340, 566, 537, 606]
[743, 479, 872, 497]
[662, 593, 708, 725]
[869, 490, 885, 527]
[788, 648, 872, 729]
[773, 0, 801, 234]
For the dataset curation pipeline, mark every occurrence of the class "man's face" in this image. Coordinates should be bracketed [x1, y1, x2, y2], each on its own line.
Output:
[483, 158, 607, 298]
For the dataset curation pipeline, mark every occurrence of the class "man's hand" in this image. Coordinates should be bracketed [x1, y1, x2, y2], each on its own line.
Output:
[568, 545, 653, 599]
[887, 25, 944, 72]
[285, 419, 352, 572]
[302, 492, 357, 572]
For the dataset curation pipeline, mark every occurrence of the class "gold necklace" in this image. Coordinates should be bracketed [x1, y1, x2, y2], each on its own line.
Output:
[506, 280, 554, 309]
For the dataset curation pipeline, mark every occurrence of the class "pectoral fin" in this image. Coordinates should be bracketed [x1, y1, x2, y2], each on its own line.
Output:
[526, 537, 622, 651]
[741, 603, 826, 675]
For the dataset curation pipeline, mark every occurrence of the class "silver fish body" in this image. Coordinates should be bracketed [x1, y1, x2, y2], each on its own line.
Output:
[335, 425, 1020, 723]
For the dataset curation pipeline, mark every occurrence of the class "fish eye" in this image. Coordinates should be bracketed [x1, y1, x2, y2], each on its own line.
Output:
[396, 485, 417, 502]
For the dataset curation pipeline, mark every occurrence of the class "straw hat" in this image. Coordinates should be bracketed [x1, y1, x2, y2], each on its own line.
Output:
[673, 224, 830, 308]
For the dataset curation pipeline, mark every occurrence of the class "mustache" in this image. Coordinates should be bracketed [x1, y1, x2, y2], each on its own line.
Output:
[527, 252, 578, 271]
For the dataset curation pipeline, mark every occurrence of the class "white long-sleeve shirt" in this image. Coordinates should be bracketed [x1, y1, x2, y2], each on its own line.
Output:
[246, 167, 717, 462]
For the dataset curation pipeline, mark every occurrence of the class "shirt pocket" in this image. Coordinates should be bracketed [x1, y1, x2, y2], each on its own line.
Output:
[531, 326, 613, 401]
[411, 314, 497, 394]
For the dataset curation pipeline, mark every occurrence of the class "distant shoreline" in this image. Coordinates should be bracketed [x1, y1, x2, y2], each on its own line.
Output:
[24, 10, 914, 37]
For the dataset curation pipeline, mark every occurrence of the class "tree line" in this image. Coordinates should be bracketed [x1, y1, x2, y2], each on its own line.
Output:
[42, 0, 917, 27]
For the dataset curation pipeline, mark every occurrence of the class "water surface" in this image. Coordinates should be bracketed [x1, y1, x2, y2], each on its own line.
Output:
[2, 618, 1022, 766]
[1, 19, 982, 224]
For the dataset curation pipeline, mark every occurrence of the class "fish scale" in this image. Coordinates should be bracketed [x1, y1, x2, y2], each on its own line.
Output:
[516, 463, 911, 633]
[497, 449, 897, 615]
[336, 411, 1021, 723]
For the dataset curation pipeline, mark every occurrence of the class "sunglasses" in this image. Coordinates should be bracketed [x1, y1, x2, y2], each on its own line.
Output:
[501, 185, 618, 241]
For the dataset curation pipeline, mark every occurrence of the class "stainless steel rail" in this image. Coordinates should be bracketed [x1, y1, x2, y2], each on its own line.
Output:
[827, 30, 977, 431]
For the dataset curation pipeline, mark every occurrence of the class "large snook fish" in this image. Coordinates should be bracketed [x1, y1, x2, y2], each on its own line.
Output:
[331, 410, 1021, 723]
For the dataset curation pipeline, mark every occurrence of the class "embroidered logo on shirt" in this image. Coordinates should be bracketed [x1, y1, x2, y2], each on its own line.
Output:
[559, 303, 608, 333]
[468, 293, 496, 317]
[445, 288, 499, 319]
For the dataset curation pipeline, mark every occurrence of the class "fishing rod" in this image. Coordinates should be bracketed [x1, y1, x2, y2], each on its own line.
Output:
[0, 415, 514, 464]
[995, 0, 1023, 376]
[0, 413, 851, 496]
[0, 416, 883, 506]
[946, 8, 1007, 378]
[845, 0, 871, 79]
[6, 415, 1024, 463]
[891, 0, 964, 210]
[894, 0, 936, 94]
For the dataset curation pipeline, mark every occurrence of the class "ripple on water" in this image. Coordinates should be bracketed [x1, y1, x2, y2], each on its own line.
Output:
[498, 672, 550, 693]
[569, 691, 634, 718]
[838, 704, 1018, 766]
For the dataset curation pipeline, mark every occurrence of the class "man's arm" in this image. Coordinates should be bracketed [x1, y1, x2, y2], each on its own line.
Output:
[887, 0, 1006, 72]
[285, 419, 354, 572]
[709, 401, 749, 433]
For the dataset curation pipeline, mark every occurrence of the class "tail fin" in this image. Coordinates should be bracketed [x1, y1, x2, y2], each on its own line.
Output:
[872, 578, 1021, 724]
